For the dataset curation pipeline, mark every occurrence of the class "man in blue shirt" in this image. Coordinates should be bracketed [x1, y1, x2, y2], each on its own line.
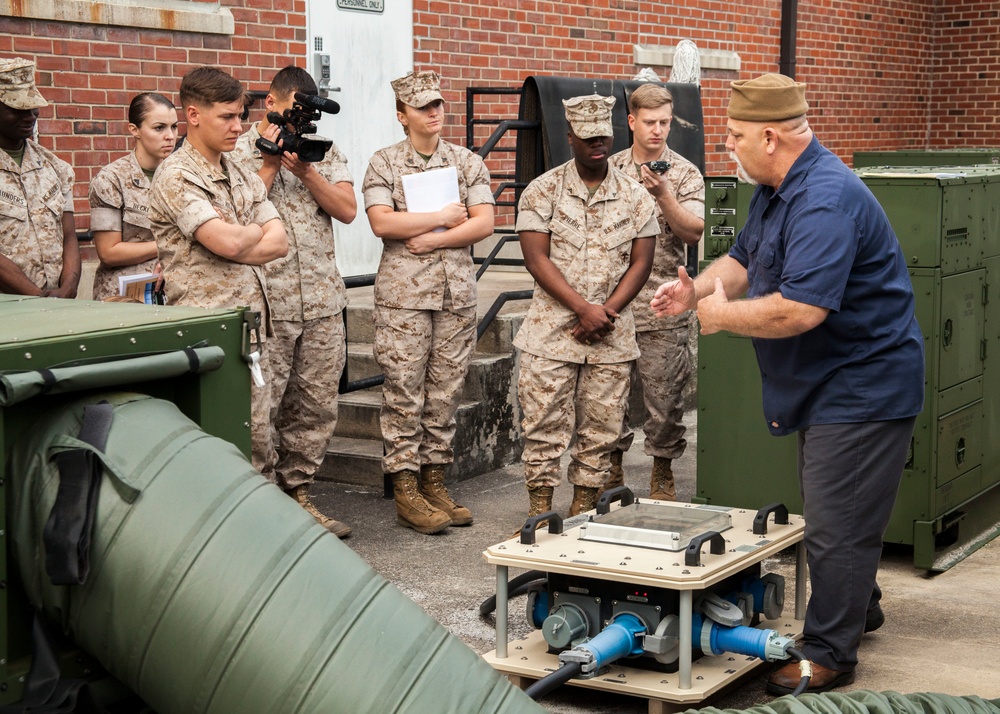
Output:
[652, 74, 924, 694]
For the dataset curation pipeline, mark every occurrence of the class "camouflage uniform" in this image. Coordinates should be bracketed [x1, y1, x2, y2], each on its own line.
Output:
[88, 151, 159, 301]
[609, 146, 704, 459]
[149, 140, 280, 474]
[0, 140, 74, 291]
[514, 160, 658, 488]
[362, 138, 494, 474]
[231, 125, 353, 491]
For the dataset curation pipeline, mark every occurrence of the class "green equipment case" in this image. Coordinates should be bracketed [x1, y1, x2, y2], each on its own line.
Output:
[695, 177, 800, 513]
[853, 148, 1000, 169]
[0, 296, 254, 703]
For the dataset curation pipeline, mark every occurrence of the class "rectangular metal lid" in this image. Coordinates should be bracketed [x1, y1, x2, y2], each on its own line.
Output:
[0, 295, 236, 345]
[578, 502, 732, 552]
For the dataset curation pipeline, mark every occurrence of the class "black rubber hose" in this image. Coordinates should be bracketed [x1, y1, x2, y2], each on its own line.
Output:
[785, 646, 811, 697]
[523, 661, 583, 701]
[479, 570, 547, 616]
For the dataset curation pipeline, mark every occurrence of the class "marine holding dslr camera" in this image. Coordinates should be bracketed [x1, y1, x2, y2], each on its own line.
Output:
[255, 91, 340, 162]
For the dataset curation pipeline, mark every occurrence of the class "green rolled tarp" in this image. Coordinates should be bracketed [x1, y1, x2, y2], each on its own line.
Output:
[688, 691, 1000, 714]
[0, 347, 226, 406]
[7, 392, 543, 714]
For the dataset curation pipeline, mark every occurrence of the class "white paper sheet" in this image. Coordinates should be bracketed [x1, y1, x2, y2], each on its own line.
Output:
[401, 167, 460, 216]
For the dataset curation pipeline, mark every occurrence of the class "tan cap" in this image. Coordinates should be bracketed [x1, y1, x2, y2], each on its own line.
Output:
[391, 70, 444, 108]
[728, 73, 807, 122]
[0, 57, 48, 111]
[563, 94, 615, 139]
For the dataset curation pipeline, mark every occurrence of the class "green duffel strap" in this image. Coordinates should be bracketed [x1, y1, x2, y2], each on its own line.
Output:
[42, 402, 138, 587]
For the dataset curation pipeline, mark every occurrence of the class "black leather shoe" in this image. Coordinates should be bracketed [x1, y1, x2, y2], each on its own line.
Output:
[766, 659, 856, 695]
[864, 603, 885, 633]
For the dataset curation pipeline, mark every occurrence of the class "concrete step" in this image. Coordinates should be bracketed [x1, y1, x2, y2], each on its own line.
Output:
[318, 435, 382, 486]
[333, 390, 381, 440]
[334, 390, 494, 441]
[322, 381, 522, 488]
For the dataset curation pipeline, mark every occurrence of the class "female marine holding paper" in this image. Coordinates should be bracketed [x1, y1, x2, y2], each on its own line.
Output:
[362, 69, 494, 535]
[89, 92, 178, 300]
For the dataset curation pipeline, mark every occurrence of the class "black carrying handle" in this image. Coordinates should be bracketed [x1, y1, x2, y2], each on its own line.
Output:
[519, 511, 564, 544]
[752, 502, 789, 535]
[595, 485, 634, 515]
[42, 402, 114, 586]
[685, 530, 726, 567]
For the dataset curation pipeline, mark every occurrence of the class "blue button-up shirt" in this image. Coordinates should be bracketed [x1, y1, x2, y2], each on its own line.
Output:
[729, 136, 924, 435]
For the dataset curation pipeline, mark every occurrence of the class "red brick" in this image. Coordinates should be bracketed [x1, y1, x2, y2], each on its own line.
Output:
[4, 0, 998, 228]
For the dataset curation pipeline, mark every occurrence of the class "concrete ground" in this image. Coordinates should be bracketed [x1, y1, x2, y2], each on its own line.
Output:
[309, 414, 1000, 712]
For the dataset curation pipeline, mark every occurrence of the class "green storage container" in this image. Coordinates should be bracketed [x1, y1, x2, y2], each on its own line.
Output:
[702, 176, 754, 261]
[853, 148, 1000, 169]
[694, 260, 799, 512]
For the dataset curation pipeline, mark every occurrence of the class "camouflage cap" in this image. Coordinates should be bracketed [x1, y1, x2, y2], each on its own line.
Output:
[563, 94, 615, 139]
[0, 57, 48, 111]
[391, 70, 444, 109]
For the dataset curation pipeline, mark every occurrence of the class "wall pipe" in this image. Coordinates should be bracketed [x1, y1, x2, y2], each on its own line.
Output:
[780, 0, 799, 79]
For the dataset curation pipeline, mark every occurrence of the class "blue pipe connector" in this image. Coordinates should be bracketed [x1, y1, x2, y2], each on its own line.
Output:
[558, 613, 647, 677]
[693, 614, 793, 662]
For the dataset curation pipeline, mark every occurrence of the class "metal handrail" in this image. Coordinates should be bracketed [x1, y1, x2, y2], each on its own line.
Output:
[465, 86, 524, 152]
[474, 232, 519, 280]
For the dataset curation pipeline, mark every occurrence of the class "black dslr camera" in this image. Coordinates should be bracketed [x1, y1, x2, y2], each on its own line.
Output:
[255, 92, 340, 163]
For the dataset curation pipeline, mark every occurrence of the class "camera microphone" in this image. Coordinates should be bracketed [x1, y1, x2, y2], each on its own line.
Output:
[294, 92, 340, 115]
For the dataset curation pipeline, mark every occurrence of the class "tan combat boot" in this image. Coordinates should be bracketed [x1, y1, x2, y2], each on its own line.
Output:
[288, 484, 352, 539]
[649, 457, 676, 501]
[568, 485, 599, 516]
[391, 470, 452, 534]
[596, 449, 625, 500]
[513, 485, 554, 538]
[419, 465, 473, 526]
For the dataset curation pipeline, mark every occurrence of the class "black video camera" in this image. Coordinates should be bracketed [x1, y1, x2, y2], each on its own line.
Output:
[255, 92, 340, 163]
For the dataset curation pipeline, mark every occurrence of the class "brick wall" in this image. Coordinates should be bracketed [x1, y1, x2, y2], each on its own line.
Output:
[1, 0, 306, 232]
[3, 0, 999, 232]
[932, 1, 1000, 145]
[416, 0, 945, 178]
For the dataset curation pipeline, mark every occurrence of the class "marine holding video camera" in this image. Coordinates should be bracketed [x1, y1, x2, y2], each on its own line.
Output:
[255, 91, 340, 162]
[232, 65, 359, 537]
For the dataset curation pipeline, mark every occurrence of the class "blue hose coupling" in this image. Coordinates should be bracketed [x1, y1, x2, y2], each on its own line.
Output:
[693, 614, 794, 662]
[558, 613, 647, 677]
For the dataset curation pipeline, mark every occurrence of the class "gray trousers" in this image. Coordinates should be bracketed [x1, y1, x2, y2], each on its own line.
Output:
[796, 416, 916, 672]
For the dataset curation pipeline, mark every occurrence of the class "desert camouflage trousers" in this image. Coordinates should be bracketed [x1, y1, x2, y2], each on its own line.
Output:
[618, 326, 691, 459]
[518, 353, 631, 489]
[265, 314, 347, 490]
[374, 303, 476, 474]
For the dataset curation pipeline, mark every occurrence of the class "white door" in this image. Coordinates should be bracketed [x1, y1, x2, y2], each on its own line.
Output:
[306, 0, 413, 277]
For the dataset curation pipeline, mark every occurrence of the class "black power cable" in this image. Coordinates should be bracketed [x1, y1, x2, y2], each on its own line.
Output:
[784, 646, 812, 697]
[478, 570, 546, 616]
[523, 662, 583, 701]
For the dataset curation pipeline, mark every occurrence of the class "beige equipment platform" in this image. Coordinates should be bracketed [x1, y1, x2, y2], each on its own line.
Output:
[482, 500, 807, 713]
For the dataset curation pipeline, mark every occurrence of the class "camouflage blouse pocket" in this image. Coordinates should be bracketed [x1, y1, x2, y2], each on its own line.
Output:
[0, 195, 29, 228]
[601, 220, 635, 268]
[549, 216, 586, 251]
[123, 204, 152, 234]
